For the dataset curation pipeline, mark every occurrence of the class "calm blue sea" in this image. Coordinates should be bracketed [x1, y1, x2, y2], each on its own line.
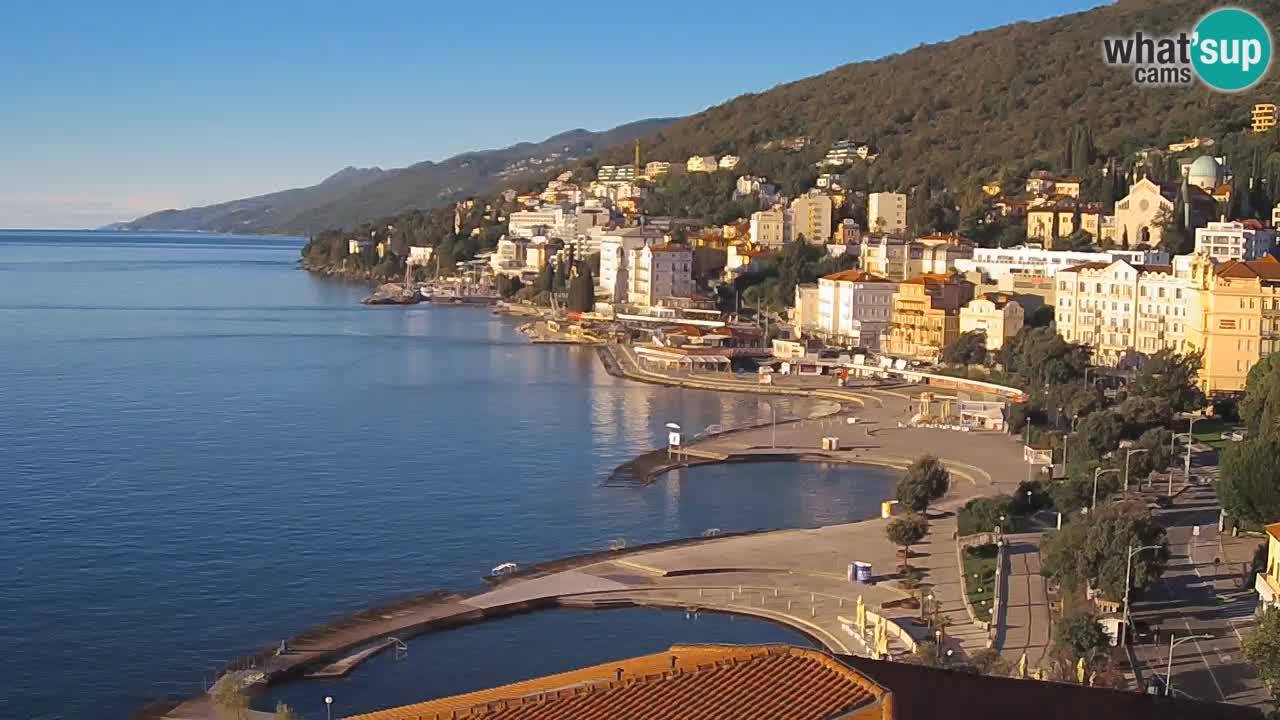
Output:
[0, 231, 895, 720]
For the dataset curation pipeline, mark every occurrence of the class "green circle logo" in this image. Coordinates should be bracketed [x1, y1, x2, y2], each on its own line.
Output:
[1192, 8, 1272, 92]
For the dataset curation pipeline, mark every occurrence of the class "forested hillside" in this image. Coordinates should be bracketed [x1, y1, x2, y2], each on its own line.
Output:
[595, 0, 1280, 210]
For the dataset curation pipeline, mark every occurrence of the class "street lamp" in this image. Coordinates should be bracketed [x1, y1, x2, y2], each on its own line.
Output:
[1124, 448, 1149, 497]
[763, 401, 776, 448]
[324, 696, 334, 720]
[1121, 543, 1164, 647]
[1093, 467, 1120, 510]
[1183, 416, 1204, 483]
[1165, 633, 1213, 696]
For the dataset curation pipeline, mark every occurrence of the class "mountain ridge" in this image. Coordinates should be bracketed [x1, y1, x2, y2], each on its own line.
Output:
[121, 118, 675, 235]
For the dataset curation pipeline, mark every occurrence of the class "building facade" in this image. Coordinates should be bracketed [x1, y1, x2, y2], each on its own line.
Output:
[628, 243, 694, 307]
[1054, 260, 1186, 365]
[749, 208, 787, 248]
[867, 192, 907, 235]
[882, 274, 975, 362]
[959, 293, 1025, 350]
[858, 235, 973, 282]
[789, 194, 833, 244]
[1184, 254, 1280, 394]
[686, 155, 719, 173]
[1113, 178, 1174, 248]
[954, 246, 1169, 282]
[596, 226, 666, 301]
[814, 270, 897, 349]
[1194, 220, 1277, 263]
[1253, 103, 1277, 133]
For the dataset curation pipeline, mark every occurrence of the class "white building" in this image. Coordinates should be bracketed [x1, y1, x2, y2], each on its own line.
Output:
[718, 155, 741, 170]
[597, 164, 637, 182]
[953, 246, 1171, 282]
[1055, 259, 1187, 364]
[508, 207, 576, 240]
[1272, 203, 1280, 229]
[686, 155, 719, 173]
[407, 246, 434, 266]
[596, 225, 666, 301]
[868, 192, 907, 235]
[750, 208, 787, 248]
[815, 270, 897, 349]
[1194, 220, 1277, 263]
[959, 293, 1025, 350]
[644, 161, 672, 179]
[820, 140, 875, 167]
[490, 237, 527, 277]
[628, 243, 693, 307]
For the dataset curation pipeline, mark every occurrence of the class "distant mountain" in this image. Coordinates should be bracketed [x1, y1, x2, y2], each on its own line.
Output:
[122, 118, 676, 235]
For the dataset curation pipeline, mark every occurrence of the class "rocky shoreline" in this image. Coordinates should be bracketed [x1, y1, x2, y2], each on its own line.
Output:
[299, 259, 397, 283]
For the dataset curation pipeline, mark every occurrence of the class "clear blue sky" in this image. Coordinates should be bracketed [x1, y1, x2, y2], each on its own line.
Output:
[0, 0, 1107, 229]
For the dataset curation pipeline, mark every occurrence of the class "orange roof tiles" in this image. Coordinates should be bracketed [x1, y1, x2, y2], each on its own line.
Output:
[1217, 255, 1280, 280]
[902, 272, 965, 286]
[343, 645, 884, 720]
[1267, 522, 1280, 542]
[822, 270, 892, 283]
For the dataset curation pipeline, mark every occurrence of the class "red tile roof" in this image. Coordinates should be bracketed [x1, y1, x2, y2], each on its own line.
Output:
[344, 645, 884, 720]
[823, 270, 892, 283]
[1217, 255, 1280, 280]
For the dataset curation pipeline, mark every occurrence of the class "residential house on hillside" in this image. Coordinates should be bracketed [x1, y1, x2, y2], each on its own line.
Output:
[750, 208, 787, 248]
[686, 155, 719, 173]
[868, 192, 907, 235]
[1195, 220, 1277, 263]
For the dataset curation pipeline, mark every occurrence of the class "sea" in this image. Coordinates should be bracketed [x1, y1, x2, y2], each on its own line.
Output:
[0, 231, 897, 719]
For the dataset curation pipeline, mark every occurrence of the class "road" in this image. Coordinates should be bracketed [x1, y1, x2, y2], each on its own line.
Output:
[1127, 477, 1268, 706]
[996, 533, 1052, 670]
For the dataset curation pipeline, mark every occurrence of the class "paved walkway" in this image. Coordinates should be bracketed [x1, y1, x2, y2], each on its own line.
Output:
[996, 533, 1051, 668]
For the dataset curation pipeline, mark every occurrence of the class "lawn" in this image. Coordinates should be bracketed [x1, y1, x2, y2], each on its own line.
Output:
[962, 543, 999, 623]
[1190, 416, 1245, 451]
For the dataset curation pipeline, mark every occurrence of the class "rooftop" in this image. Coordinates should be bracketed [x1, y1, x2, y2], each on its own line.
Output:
[823, 270, 892, 283]
[344, 644, 1262, 720]
[1217, 255, 1280, 281]
[344, 645, 883, 720]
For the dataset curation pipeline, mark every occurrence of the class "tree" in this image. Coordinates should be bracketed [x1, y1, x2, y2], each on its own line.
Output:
[896, 455, 951, 512]
[886, 513, 929, 568]
[1054, 611, 1109, 663]
[964, 647, 1012, 677]
[1242, 352, 1280, 440]
[1039, 500, 1168, 600]
[209, 676, 249, 720]
[1130, 350, 1204, 414]
[273, 703, 301, 720]
[1244, 607, 1280, 705]
[535, 262, 554, 294]
[1218, 438, 1280, 526]
[958, 495, 1014, 535]
[941, 330, 988, 366]
[1074, 411, 1123, 461]
[566, 261, 594, 313]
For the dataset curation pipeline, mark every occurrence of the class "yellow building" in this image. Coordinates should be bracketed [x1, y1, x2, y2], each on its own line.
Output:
[959, 292, 1025, 350]
[981, 182, 1002, 197]
[686, 155, 719, 173]
[1256, 523, 1280, 608]
[1184, 254, 1280, 395]
[790, 194, 834, 244]
[883, 273, 975, 361]
[1253, 103, 1277, 133]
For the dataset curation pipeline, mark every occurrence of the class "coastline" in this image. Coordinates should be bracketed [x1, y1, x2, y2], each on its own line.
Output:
[151, 338, 1031, 720]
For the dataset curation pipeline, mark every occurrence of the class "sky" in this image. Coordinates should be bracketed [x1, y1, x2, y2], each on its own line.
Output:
[0, 0, 1108, 229]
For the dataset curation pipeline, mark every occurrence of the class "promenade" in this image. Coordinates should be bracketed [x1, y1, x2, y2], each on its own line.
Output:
[161, 348, 1034, 719]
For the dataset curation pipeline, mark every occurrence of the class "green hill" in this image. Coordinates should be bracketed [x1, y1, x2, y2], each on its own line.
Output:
[597, 0, 1280, 209]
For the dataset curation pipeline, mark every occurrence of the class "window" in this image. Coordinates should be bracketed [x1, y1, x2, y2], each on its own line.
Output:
[1220, 319, 1237, 330]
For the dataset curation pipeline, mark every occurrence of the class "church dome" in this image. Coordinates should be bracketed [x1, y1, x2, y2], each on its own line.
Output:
[1187, 155, 1222, 190]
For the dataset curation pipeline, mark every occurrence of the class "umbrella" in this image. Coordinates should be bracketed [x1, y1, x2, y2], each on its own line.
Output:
[1076, 657, 1086, 684]
[1017, 652, 1027, 679]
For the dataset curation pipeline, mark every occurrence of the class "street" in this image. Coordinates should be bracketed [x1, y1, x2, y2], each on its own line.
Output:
[1127, 475, 1268, 706]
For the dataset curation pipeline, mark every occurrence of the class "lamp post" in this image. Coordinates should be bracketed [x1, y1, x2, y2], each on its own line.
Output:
[1124, 448, 1149, 497]
[324, 696, 333, 720]
[1165, 633, 1213, 696]
[1183, 416, 1203, 484]
[1093, 467, 1120, 510]
[1121, 543, 1164, 647]
[764, 401, 777, 448]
